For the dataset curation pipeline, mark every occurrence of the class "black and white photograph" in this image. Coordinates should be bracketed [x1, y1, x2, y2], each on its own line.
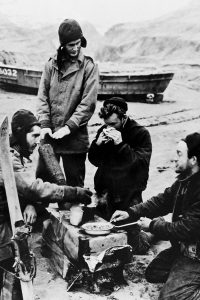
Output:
[0, 0, 200, 299]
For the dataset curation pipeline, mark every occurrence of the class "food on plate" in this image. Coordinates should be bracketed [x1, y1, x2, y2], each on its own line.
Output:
[82, 222, 113, 231]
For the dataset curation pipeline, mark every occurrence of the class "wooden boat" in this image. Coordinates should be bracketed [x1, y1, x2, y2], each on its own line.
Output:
[0, 63, 174, 102]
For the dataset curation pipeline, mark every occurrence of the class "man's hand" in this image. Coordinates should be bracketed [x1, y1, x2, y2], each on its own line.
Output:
[76, 187, 93, 205]
[104, 128, 122, 145]
[138, 217, 152, 232]
[40, 128, 53, 140]
[110, 210, 129, 223]
[96, 132, 109, 146]
[23, 205, 37, 224]
[52, 126, 70, 139]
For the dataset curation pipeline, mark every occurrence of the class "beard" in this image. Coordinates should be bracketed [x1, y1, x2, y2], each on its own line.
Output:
[13, 129, 31, 159]
[19, 137, 31, 158]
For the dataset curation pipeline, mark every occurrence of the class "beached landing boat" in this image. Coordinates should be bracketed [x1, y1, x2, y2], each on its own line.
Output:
[0, 63, 174, 103]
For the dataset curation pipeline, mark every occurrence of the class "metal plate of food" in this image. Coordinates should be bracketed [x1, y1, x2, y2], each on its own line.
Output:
[81, 222, 114, 236]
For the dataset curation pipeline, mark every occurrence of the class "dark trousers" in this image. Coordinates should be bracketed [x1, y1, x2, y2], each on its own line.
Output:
[0, 258, 23, 300]
[36, 152, 86, 187]
[145, 247, 200, 300]
[61, 153, 86, 187]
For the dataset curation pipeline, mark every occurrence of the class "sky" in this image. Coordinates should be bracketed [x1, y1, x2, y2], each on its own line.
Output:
[0, 0, 192, 33]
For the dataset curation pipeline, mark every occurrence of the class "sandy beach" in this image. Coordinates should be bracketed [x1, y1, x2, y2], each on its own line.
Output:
[1, 72, 200, 299]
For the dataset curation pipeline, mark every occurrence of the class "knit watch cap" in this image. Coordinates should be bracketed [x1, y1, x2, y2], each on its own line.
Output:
[11, 109, 40, 135]
[183, 132, 200, 158]
[103, 97, 128, 112]
[58, 19, 87, 48]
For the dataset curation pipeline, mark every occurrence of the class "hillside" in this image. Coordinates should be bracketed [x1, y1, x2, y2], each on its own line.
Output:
[93, 0, 200, 87]
[0, 14, 103, 68]
[0, 0, 200, 86]
[96, 0, 200, 65]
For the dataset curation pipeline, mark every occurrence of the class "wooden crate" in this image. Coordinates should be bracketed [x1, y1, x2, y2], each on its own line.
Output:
[43, 209, 132, 279]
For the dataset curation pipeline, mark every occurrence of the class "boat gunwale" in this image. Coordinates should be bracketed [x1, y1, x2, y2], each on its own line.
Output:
[0, 63, 174, 78]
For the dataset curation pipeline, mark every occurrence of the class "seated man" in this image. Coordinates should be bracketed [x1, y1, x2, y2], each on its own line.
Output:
[0, 109, 92, 299]
[88, 97, 152, 253]
[111, 132, 200, 300]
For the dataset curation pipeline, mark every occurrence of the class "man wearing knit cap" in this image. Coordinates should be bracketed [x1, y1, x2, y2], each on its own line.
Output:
[0, 109, 92, 299]
[111, 132, 200, 299]
[37, 19, 99, 188]
[88, 97, 152, 253]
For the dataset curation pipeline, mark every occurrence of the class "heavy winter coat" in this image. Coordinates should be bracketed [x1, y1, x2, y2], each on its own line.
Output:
[128, 171, 200, 246]
[88, 117, 152, 210]
[0, 145, 81, 261]
[37, 50, 99, 154]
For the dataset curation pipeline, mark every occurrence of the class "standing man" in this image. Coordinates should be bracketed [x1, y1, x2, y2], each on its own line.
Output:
[88, 97, 152, 220]
[37, 18, 99, 187]
[111, 132, 200, 300]
[0, 109, 92, 299]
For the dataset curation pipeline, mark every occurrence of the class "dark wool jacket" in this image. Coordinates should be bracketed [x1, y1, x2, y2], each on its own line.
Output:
[128, 171, 200, 246]
[88, 117, 152, 210]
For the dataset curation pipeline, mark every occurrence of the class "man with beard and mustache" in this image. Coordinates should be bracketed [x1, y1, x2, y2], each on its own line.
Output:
[0, 109, 92, 299]
[111, 132, 200, 300]
[37, 19, 99, 190]
[88, 97, 152, 254]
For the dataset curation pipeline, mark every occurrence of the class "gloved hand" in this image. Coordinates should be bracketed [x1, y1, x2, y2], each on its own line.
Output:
[63, 186, 92, 205]
[76, 187, 93, 205]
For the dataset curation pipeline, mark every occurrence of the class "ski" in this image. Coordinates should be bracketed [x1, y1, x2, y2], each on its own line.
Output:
[0, 116, 35, 300]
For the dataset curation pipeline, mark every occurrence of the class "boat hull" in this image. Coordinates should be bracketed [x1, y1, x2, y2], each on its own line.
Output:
[0, 64, 174, 101]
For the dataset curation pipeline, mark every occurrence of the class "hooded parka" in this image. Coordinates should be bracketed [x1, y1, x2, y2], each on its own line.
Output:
[37, 50, 99, 154]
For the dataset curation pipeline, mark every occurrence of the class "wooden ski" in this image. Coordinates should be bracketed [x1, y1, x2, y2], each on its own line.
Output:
[0, 116, 35, 300]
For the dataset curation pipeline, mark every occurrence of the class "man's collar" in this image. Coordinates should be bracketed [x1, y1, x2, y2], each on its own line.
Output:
[177, 170, 200, 182]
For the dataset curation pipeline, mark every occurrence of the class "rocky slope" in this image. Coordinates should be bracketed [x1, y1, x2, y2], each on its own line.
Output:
[96, 0, 200, 65]
[0, 13, 103, 68]
[0, 0, 199, 84]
